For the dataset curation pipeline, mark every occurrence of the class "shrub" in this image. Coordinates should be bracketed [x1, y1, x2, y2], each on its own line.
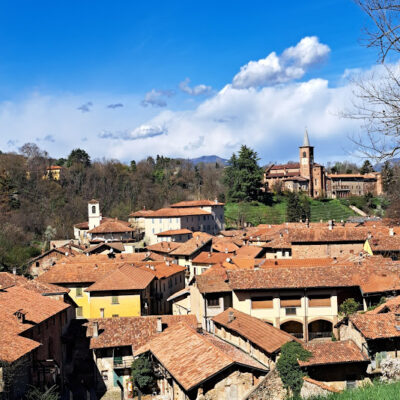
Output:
[131, 355, 155, 394]
[339, 298, 361, 317]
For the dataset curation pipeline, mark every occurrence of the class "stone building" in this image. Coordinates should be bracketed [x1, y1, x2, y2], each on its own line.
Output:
[264, 131, 382, 198]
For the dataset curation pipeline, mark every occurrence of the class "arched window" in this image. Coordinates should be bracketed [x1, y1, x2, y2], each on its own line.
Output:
[302, 151, 307, 158]
[92, 205, 96, 214]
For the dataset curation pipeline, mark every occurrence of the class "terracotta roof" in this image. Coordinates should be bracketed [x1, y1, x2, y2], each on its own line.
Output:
[85, 264, 154, 292]
[88, 199, 99, 204]
[135, 323, 266, 391]
[368, 235, 400, 252]
[84, 242, 125, 253]
[146, 242, 181, 254]
[219, 230, 243, 237]
[235, 245, 264, 258]
[367, 296, 400, 314]
[262, 237, 292, 249]
[350, 313, 400, 340]
[299, 340, 369, 367]
[327, 173, 379, 179]
[0, 308, 41, 362]
[212, 308, 296, 354]
[268, 163, 300, 170]
[88, 219, 133, 234]
[156, 229, 193, 236]
[46, 165, 62, 170]
[170, 236, 212, 256]
[88, 314, 198, 349]
[289, 227, 370, 243]
[167, 287, 190, 302]
[0, 272, 27, 289]
[196, 268, 231, 293]
[192, 252, 233, 265]
[0, 285, 70, 325]
[170, 200, 224, 207]
[144, 207, 211, 218]
[212, 237, 240, 253]
[140, 262, 186, 279]
[74, 221, 89, 229]
[129, 209, 155, 217]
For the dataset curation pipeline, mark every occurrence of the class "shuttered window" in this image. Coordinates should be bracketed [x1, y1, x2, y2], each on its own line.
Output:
[251, 297, 273, 309]
[280, 297, 301, 307]
[309, 296, 331, 307]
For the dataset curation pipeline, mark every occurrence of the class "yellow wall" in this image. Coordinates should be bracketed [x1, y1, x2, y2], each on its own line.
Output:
[67, 285, 141, 318]
[89, 293, 141, 318]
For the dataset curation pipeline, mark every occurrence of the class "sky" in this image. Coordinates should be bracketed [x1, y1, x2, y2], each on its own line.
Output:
[0, 0, 386, 165]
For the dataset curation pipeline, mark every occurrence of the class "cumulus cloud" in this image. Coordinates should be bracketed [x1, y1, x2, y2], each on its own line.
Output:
[179, 78, 212, 96]
[77, 101, 93, 113]
[98, 125, 167, 141]
[141, 89, 175, 107]
[107, 103, 124, 109]
[232, 36, 330, 89]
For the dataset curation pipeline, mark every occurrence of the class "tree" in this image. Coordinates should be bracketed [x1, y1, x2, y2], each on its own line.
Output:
[344, 1, 400, 160]
[131, 355, 155, 393]
[381, 160, 394, 191]
[224, 146, 263, 202]
[276, 342, 311, 399]
[25, 385, 59, 400]
[360, 160, 374, 174]
[286, 192, 310, 222]
[130, 160, 137, 172]
[339, 298, 361, 317]
[67, 148, 91, 167]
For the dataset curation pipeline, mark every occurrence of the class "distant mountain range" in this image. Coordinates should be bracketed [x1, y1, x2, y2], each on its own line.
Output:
[374, 158, 400, 172]
[189, 155, 229, 166]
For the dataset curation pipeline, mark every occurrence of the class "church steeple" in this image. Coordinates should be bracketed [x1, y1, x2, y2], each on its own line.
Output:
[302, 128, 310, 147]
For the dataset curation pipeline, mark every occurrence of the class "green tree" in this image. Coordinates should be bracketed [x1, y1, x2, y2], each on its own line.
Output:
[130, 160, 137, 172]
[276, 342, 311, 399]
[131, 355, 155, 393]
[224, 146, 263, 202]
[286, 193, 310, 222]
[360, 160, 374, 174]
[339, 298, 361, 317]
[67, 148, 91, 167]
[25, 385, 59, 400]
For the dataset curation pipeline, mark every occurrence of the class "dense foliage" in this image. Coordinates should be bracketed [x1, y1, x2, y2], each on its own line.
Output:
[224, 145, 263, 202]
[286, 192, 311, 223]
[276, 342, 311, 399]
[339, 298, 361, 317]
[131, 355, 155, 393]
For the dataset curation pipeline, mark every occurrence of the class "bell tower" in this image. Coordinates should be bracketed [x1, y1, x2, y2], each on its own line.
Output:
[88, 199, 101, 230]
[299, 129, 314, 196]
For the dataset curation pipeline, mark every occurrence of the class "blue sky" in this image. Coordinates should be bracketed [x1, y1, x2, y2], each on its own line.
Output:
[0, 0, 384, 164]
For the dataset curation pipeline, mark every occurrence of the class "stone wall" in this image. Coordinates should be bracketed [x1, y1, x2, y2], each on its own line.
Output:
[245, 370, 287, 400]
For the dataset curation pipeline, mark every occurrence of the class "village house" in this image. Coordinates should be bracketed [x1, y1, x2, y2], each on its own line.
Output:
[264, 131, 382, 198]
[155, 228, 193, 243]
[134, 322, 267, 400]
[364, 228, 400, 260]
[87, 315, 197, 398]
[128, 208, 154, 233]
[0, 283, 73, 398]
[212, 308, 297, 370]
[44, 165, 63, 180]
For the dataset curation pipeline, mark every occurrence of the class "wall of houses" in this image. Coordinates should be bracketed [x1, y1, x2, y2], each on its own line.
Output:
[151, 271, 185, 314]
[232, 289, 338, 340]
[144, 217, 182, 245]
[29, 251, 67, 278]
[89, 232, 133, 243]
[291, 242, 364, 258]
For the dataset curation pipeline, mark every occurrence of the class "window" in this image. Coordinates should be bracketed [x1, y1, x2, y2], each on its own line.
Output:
[280, 297, 301, 307]
[101, 370, 108, 381]
[207, 297, 220, 307]
[76, 307, 83, 318]
[251, 297, 273, 309]
[112, 295, 119, 304]
[308, 295, 331, 307]
[100, 308, 105, 318]
[112, 314, 119, 318]
[76, 287, 83, 297]
[303, 151, 306, 158]
[285, 307, 297, 315]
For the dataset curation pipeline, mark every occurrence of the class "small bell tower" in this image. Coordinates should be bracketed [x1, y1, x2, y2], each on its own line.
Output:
[299, 129, 314, 196]
[88, 199, 101, 230]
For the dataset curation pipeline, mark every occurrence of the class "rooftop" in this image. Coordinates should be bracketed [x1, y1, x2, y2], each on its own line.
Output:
[350, 313, 400, 340]
[156, 229, 193, 236]
[170, 235, 212, 256]
[170, 200, 224, 207]
[88, 219, 133, 234]
[144, 207, 211, 218]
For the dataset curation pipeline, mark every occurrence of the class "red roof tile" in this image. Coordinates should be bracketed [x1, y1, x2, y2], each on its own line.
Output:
[350, 313, 400, 340]
[145, 207, 211, 217]
[156, 229, 193, 236]
[170, 200, 224, 207]
[88, 219, 133, 234]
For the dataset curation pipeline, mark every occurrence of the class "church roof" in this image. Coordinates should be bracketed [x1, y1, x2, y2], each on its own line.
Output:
[301, 129, 310, 147]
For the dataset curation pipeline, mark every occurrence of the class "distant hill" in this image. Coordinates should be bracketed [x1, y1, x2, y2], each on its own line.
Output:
[374, 158, 400, 171]
[190, 155, 228, 166]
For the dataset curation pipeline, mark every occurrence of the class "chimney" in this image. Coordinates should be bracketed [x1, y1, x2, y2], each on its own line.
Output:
[14, 310, 25, 324]
[328, 220, 333, 231]
[341, 220, 345, 227]
[208, 253, 211, 258]
[228, 310, 235, 323]
[367, 232, 372, 239]
[166, 261, 170, 266]
[305, 219, 309, 228]
[12, 267, 17, 275]
[225, 248, 228, 254]
[279, 232, 283, 238]
[390, 228, 395, 237]
[156, 317, 163, 333]
[226, 257, 232, 263]
[196, 322, 203, 333]
[92, 321, 99, 337]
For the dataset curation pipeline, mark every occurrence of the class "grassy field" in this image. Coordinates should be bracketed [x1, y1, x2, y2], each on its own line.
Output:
[224, 196, 357, 227]
[309, 381, 400, 400]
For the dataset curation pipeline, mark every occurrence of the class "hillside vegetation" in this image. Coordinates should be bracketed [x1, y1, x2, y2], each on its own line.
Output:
[309, 381, 400, 400]
[224, 196, 357, 227]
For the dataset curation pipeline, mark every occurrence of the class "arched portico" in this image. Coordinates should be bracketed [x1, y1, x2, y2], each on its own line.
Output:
[280, 320, 304, 339]
[308, 319, 333, 341]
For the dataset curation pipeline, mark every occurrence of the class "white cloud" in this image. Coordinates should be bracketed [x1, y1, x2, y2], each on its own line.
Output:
[232, 36, 330, 89]
[141, 89, 174, 107]
[179, 78, 212, 96]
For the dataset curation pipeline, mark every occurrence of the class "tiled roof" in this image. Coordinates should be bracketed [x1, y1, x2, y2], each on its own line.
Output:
[196, 268, 231, 293]
[0, 272, 27, 289]
[268, 163, 300, 170]
[192, 252, 233, 265]
[366, 296, 400, 314]
[235, 245, 264, 258]
[167, 287, 190, 302]
[289, 227, 370, 243]
[212, 239, 239, 253]
[170, 236, 212, 256]
[144, 207, 211, 217]
[88, 219, 133, 234]
[46, 165, 62, 170]
[156, 229, 193, 236]
[129, 209, 154, 217]
[212, 308, 296, 354]
[135, 323, 266, 391]
[140, 262, 186, 279]
[327, 173, 379, 179]
[146, 242, 181, 254]
[84, 242, 125, 253]
[88, 314, 198, 349]
[0, 285, 70, 325]
[85, 264, 154, 292]
[170, 200, 224, 207]
[299, 340, 369, 367]
[368, 235, 400, 251]
[350, 313, 400, 340]
[0, 309, 41, 363]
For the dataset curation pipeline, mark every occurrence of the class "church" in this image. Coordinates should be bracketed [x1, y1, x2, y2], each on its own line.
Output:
[264, 131, 382, 199]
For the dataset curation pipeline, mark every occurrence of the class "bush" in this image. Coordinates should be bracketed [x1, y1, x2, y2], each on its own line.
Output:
[339, 298, 361, 317]
[131, 355, 155, 394]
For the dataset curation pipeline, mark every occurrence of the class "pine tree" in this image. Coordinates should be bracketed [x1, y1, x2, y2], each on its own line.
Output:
[224, 146, 263, 202]
[360, 159, 374, 174]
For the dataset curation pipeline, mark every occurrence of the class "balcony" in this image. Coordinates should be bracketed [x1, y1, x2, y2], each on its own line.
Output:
[308, 331, 332, 340]
[113, 356, 134, 369]
[288, 332, 304, 339]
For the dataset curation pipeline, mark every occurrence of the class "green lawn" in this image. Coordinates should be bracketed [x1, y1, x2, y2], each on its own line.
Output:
[308, 381, 400, 400]
[224, 196, 358, 227]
